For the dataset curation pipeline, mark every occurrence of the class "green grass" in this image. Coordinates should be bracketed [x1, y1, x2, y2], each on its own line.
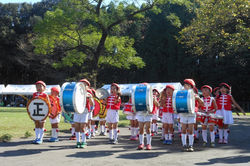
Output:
[0, 107, 130, 139]
[232, 112, 250, 116]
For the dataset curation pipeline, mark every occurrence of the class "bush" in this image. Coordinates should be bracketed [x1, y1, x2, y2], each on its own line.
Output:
[24, 131, 32, 138]
[0, 134, 12, 142]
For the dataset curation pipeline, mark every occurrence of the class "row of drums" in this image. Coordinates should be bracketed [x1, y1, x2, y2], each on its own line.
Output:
[27, 82, 201, 122]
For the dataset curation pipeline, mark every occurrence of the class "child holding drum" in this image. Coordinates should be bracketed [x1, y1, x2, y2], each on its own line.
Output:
[161, 85, 175, 145]
[105, 83, 121, 144]
[200, 85, 217, 147]
[179, 79, 203, 152]
[32, 81, 49, 144]
[216, 83, 246, 144]
[73, 79, 94, 148]
[48, 87, 61, 142]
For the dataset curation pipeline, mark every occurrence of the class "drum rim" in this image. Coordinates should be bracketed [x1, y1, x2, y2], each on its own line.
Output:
[73, 82, 86, 114]
[146, 84, 153, 113]
[131, 85, 136, 113]
[172, 90, 177, 113]
[26, 97, 51, 121]
[187, 89, 195, 114]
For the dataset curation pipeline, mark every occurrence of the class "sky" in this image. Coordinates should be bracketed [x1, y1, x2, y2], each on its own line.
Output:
[1, 0, 42, 3]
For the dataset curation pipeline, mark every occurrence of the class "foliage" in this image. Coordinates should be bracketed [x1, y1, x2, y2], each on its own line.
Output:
[0, 133, 12, 142]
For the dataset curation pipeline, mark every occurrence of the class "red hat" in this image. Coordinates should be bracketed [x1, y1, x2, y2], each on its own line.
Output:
[153, 88, 160, 94]
[51, 87, 60, 93]
[165, 85, 175, 91]
[220, 83, 231, 90]
[213, 87, 220, 93]
[201, 85, 212, 93]
[193, 87, 198, 94]
[79, 79, 90, 87]
[184, 79, 196, 88]
[35, 81, 46, 87]
[111, 83, 120, 90]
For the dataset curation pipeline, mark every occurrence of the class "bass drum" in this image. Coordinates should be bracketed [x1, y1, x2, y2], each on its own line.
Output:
[93, 97, 102, 118]
[49, 95, 61, 119]
[60, 82, 86, 114]
[131, 84, 153, 113]
[172, 89, 195, 114]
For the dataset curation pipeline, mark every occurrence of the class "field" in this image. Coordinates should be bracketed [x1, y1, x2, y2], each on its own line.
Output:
[0, 107, 129, 139]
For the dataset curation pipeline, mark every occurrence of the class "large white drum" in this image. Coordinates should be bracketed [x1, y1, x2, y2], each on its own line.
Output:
[60, 82, 86, 114]
[131, 84, 153, 113]
[27, 98, 51, 121]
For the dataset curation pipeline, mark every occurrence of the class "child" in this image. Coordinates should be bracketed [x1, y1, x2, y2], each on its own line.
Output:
[86, 89, 94, 139]
[90, 88, 100, 137]
[105, 83, 121, 144]
[200, 85, 217, 147]
[32, 81, 49, 144]
[216, 83, 246, 144]
[48, 87, 61, 142]
[137, 83, 159, 150]
[73, 79, 93, 148]
[99, 99, 107, 136]
[151, 89, 160, 135]
[179, 79, 203, 152]
[123, 98, 138, 141]
[161, 85, 175, 145]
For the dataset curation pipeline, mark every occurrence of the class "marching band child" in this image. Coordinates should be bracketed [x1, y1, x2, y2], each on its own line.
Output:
[123, 98, 138, 141]
[137, 83, 159, 150]
[86, 89, 94, 139]
[99, 99, 107, 136]
[49, 87, 61, 142]
[161, 85, 175, 145]
[179, 79, 203, 152]
[73, 79, 93, 148]
[32, 81, 49, 144]
[105, 83, 121, 144]
[200, 85, 217, 147]
[216, 83, 246, 144]
[151, 89, 160, 135]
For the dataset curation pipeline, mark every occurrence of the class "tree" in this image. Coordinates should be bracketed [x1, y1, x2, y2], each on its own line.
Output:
[33, 0, 167, 87]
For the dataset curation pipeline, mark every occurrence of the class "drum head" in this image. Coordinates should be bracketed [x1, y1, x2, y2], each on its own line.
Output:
[73, 82, 86, 114]
[93, 98, 101, 117]
[27, 98, 50, 121]
[96, 88, 110, 99]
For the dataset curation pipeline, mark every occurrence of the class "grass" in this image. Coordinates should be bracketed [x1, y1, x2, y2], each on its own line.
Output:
[0, 107, 130, 140]
[232, 112, 250, 116]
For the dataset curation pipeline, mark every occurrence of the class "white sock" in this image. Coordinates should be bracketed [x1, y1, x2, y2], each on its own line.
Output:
[35, 128, 40, 139]
[81, 132, 86, 143]
[189, 134, 194, 146]
[91, 125, 95, 135]
[146, 134, 151, 145]
[71, 127, 75, 136]
[169, 134, 173, 141]
[109, 129, 113, 140]
[139, 134, 144, 144]
[165, 134, 169, 141]
[76, 132, 80, 142]
[181, 134, 187, 146]
[224, 129, 229, 140]
[202, 130, 207, 143]
[39, 128, 44, 140]
[210, 131, 215, 143]
[219, 129, 223, 140]
[100, 125, 104, 133]
[114, 129, 118, 140]
[51, 128, 56, 138]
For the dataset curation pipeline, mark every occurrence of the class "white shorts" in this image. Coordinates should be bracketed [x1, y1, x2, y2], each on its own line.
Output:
[136, 114, 152, 123]
[74, 112, 88, 123]
[106, 109, 119, 123]
[126, 114, 137, 120]
[180, 114, 196, 124]
[161, 112, 174, 124]
[152, 114, 159, 121]
[88, 112, 93, 120]
[49, 114, 61, 124]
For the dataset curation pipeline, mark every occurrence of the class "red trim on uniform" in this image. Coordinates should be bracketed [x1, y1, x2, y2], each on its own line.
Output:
[106, 94, 121, 110]
[216, 94, 232, 111]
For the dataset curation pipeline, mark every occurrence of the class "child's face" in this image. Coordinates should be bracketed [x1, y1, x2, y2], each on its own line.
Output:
[51, 91, 59, 97]
[153, 90, 158, 96]
[111, 86, 118, 94]
[165, 88, 173, 96]
[184, 83, 192, 90]
[220, 86, 229, 94]
[202, 88, 210, 97]
[36, 84, 45, 92]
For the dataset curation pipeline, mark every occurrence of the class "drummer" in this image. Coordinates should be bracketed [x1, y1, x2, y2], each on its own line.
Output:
[73, 79, 94, 148]
[200, 85, 217, 147]
[216, 83, 246, 144]
[32, 81, 50, 144]
[179, 79, 203, 152]
[137, 83, 159, 150]
[151, 89, 160, 135]
[48, 87, 61, 142]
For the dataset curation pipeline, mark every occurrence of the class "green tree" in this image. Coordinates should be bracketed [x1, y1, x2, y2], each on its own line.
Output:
[33, 0, 167, 87]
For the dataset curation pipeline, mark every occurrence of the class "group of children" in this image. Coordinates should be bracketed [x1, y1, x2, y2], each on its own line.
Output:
[30, 79, 246, 152]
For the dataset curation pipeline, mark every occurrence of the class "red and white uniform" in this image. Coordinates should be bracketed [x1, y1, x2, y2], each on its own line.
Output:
[201, 96, 215, 113]
[124, 102, 136, 120]
[49, 96, 61, 124]
[161, 97, 174, 124]
[33, 92, 48, 100]
[151, 95, 159, 120]
[216, 94, 233, 124]
[106, 95, 121, 123]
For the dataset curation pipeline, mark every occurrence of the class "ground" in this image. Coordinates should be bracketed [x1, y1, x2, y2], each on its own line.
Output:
[0, 115, 250, 166]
